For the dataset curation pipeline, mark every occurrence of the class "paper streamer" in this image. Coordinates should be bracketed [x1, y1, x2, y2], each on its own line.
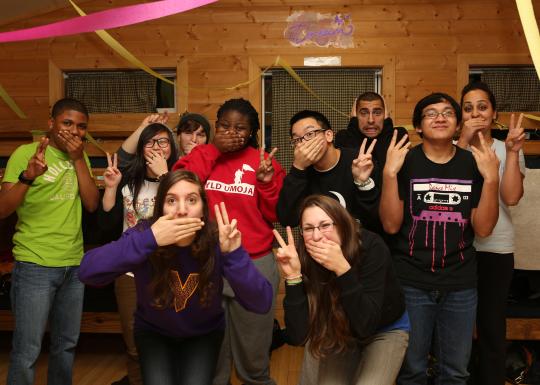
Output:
[524, 113, 540, 122]
[275, 56, 349, 118]
[516, 0, 540, 81]
[0, 83, 27, 118]
[0, 0, 217, 43]
[69, 0, 174, 85]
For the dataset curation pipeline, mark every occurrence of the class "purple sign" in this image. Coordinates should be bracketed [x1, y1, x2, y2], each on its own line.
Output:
[284, 12, 354, 48]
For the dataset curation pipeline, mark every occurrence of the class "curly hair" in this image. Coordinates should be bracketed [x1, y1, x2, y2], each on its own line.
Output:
[217, 98, 260, 149]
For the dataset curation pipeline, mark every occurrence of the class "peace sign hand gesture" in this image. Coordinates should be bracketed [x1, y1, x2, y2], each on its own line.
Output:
[351, 138, 376, 183]
[25, 137, 49, 180]
[384, 130, 410, 177]
[103, 152, 122, 189]
[506, 113, 526, 153]
[256, 147, 278, 183]
[215, 202, 241, 253]
[471, 131, 500, 183]
[273, 227, 302, 280]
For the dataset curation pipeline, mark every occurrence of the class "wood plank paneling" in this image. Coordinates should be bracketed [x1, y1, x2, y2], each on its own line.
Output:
[0, 0, 539, 155]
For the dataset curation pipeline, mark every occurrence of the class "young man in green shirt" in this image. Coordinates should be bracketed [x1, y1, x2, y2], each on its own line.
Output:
[0, 98, 99, 385]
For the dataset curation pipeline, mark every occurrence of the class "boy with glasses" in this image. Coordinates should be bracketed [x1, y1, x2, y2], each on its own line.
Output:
[379, 93, 499, 384]
[276, 110, 380, 232]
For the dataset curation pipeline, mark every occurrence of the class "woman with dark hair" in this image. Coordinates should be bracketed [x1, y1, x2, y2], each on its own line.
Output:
[80, 170, 272, 385]
[98, 122, 178, 385]
[173, 98, 285, 385]
[273, 195, 409, 385]
[457, 82, 526, 385]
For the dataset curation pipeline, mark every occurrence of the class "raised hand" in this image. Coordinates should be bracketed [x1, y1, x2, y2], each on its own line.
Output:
[351, 97, 358, 117]
[506, 113, 526, 153]
[145, 149, 168, 177]
[352, 138, 376, 183]
[305, 238, 350, 276]
[273, 227, 301, 279]
[384, 130, 410, 177]
[24, 137, 49, 180]
[213, 130, 245, 153]
[138, 112, 169, 131]
[103, 152, 122, 189]
[58, 130, 84, 160]
[256, 147, 278, 183]
[471, 131, 500, 183]
[292, 134, 325, 170]
[151, 212, 204, 246]
[215, 202, 241, 253]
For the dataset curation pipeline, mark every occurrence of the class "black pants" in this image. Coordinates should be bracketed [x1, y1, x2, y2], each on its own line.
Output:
[135, 328, 224, 385]
[476, 251, 514, 385]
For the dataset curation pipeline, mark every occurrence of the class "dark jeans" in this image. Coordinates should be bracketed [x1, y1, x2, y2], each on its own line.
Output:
[398, 286, 477, 385]
[134, 328, 224, 385]
[476, 251, 514, 385]
[8, 261, 84, 385]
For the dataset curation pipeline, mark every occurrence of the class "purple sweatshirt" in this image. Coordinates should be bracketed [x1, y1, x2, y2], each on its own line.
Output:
[79, 224, 272, 338]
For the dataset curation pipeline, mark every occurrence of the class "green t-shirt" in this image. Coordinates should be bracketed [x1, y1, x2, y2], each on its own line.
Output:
[3, 142, 93, 267]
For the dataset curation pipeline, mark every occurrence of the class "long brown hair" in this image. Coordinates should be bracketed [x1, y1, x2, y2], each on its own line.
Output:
[298, 195, 363, 358]
[147, 170, 217, 309]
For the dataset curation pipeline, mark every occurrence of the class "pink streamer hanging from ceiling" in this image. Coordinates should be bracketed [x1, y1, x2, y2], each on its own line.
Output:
[0, 0, 217, 43]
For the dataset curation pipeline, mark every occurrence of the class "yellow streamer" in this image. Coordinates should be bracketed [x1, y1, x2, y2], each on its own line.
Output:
[275, 56, 349, 118]
[0, 83, 27, 119]
[69, 0, 174, 86]
[516, 0, 540, 81]
[524, 113, 540, 122]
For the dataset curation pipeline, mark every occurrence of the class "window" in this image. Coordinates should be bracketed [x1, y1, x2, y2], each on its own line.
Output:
[64, 70, 176, 113]
[262, 67, 381, 165]
[469, 67, 540, 111]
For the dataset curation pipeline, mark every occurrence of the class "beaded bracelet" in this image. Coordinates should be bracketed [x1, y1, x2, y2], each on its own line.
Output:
[285, 275, 303, 285]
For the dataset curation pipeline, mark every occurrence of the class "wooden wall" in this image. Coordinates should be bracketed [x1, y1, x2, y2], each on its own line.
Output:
[1, 0, 540, 156]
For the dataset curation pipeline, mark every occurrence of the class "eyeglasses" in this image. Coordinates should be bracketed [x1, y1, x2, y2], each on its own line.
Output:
[144, 138, 170, 148]
[422, 110, 456, 120]
[290, 129, 325, 146]
[300, 222, 334, 236]
[358, 108, 384, 117]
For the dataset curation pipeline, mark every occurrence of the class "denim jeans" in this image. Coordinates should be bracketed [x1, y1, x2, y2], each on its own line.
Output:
[300, 329, 409, 385]
[7, 261, 85, 385]
[135, 328, 224, 385]
[397, 286, 477, 385]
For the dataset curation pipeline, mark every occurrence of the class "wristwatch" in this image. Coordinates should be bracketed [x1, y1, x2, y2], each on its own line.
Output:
[18, 171, 34, 186]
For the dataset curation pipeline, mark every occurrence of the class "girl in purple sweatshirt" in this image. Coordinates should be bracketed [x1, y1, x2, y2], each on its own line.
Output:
[80, 170, 272, 385]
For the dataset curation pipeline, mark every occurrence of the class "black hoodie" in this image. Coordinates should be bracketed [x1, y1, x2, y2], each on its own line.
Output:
[335, 117, 408, 186]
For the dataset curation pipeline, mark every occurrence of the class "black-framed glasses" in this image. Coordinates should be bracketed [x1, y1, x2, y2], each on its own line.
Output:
[422, 110, 456, 120]
[290, 129, 325, 146]
[300, 222, 334, 236]
[144, 138, 171, 148]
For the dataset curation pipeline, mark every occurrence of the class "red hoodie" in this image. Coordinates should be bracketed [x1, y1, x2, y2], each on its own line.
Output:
[173, 144, 285, 259]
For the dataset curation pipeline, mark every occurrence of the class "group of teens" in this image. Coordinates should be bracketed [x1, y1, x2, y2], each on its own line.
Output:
[1, 80, 526, 385]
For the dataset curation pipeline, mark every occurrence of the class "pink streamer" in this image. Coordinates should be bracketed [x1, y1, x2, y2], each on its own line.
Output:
[0, 0, 217, 43]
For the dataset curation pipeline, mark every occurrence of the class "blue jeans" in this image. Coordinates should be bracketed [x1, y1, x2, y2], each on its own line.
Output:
[135, 328, 224, 385]
[397, 286, 477, 385]
[7, 261, 85, 385]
